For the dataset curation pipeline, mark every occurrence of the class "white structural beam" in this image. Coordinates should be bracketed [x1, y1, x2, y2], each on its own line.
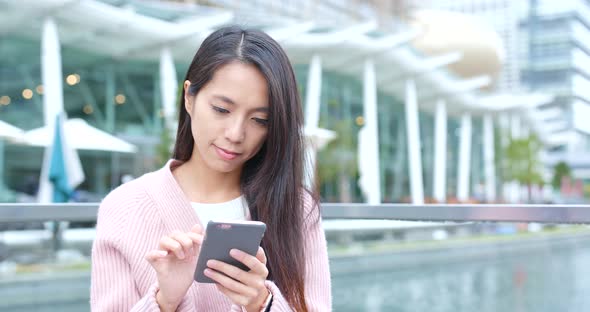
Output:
[506, 114, 525, 203]
[0, 0, 74, 35]
[475, 93, 558, 147]
[389, 75, 491, 105]
[283, 21, 377, 48]
[303, 55, 323, 190]
[511, 114, 521, 139]
[0, 120, 24, 142]
[304, 55, 322, 129]
[545, 131, 574, 146]
[160, 47, 178, 131]
[433, 99, 447, 203]
[354, 30, 419, 51]
[358, 59, 381, 204]
[115, 11, 234, 58]
[405, 79, 424, 204]
[476, 93, 554, 111]
[379, 52, 463, 84]
[39, 17, 65, 203]
[268, 22, 316, 42]
[1, 0, 234, 59]
[541, 121, 569, 134]
[457, 114, 472, 202]
[532, 107, 563, 122]
[42, 18, 64, 129]
[325, 29, 420, 70]
[483, 115, 496, 202]
[446, 75, 491, 94]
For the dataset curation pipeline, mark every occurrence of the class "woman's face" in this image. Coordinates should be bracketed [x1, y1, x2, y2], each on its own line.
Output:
[184, 61, 269, 174]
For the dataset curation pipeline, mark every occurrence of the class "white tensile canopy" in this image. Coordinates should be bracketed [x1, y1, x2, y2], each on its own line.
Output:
[23, 118, 137, 153]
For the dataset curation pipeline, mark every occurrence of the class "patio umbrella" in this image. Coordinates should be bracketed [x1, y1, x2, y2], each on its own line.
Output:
[23, 118, 137, 153]
[303, 126, 337, 189]
[48, 113, 85, 203]
[0, 120, 24, 142]
[0, 120, 23, 201]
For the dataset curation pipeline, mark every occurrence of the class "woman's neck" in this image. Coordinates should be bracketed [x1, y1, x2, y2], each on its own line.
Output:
[173, 155, 242, 204]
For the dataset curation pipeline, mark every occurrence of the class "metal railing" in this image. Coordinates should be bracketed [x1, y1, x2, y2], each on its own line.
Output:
[1, 203, 590, 223]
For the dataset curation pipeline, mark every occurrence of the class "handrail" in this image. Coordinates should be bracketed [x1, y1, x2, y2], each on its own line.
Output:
[1, 203, 590, 223]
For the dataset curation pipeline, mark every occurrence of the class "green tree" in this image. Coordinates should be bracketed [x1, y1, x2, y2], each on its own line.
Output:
[155, 81, 183, 168]
[155, 120, 174, 168]
[317, 119, 358, 202]
[502, 133, 545, 201]
[551, 161, 572, 190]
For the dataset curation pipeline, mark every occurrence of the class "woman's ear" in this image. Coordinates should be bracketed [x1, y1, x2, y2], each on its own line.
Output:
[184, 80, 194, 117]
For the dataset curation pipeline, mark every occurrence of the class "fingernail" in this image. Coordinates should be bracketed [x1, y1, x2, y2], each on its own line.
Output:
[158, 250, 168, 257]
[178, 251, 185, 259]
[230, 249, 240, 257]
[204, 269, 211, 276]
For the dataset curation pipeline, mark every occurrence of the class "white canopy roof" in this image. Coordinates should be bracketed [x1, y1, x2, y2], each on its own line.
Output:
[23, 118, 137, 153]
[304, 126, 337, 150]
[0, 120, 24, 142]
[0, 0, 568, 148]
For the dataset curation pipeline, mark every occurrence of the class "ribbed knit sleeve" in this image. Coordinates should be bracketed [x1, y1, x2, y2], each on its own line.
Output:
[300, 195, 332, 311]
[90, 182, 194, 312]
[90, 162, 331, 311]
[91, 234, 161, 312]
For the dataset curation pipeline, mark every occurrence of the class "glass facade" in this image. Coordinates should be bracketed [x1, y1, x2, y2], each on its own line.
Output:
[0, 1, 497, 205]
[521, 0, 590, 154]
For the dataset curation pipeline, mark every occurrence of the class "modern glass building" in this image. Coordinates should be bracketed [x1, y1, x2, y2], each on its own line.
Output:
[0, 0, 551, 204]
[520, 0, 590, 151]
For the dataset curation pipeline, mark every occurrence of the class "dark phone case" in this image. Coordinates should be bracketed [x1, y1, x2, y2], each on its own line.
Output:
[194, 220, 266, 283]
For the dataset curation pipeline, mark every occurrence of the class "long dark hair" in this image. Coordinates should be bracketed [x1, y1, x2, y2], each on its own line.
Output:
[173, 25, 316, 311]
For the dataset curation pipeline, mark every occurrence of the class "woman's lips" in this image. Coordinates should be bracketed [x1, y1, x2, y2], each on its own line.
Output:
[214, 145, 240, 161]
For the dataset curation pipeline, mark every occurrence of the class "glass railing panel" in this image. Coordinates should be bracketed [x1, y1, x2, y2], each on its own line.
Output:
[0, 221, 93, 312]
[2, 203, 590, 311]
[327, 219, 590, 311]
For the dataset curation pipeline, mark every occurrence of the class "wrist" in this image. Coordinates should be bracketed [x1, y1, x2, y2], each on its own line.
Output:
[245, 287, 271, 312]
[156, 290, 180, 312]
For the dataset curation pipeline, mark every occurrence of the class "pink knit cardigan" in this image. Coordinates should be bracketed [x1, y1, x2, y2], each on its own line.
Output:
[90, 160, 332, 311]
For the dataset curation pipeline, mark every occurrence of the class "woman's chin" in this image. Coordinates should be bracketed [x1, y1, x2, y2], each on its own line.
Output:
[209, 161, 240, 174]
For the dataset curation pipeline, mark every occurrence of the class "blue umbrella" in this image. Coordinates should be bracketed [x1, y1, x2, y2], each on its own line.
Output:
[48, 113, 84, 203]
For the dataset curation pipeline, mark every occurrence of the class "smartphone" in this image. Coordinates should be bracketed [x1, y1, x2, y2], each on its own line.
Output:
[194, 220, 267, 283]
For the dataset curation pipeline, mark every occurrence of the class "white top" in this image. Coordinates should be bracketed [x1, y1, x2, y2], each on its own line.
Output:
[191, 195, 247, 229]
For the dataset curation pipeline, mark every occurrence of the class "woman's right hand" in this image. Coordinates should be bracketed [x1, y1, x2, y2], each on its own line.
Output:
[145, 224, 203, 312]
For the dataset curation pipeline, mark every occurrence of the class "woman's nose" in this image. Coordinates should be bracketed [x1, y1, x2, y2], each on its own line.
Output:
[224, 118, 245, 143]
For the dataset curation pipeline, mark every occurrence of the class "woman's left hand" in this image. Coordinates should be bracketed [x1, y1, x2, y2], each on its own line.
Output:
[205, 246, 270, 312]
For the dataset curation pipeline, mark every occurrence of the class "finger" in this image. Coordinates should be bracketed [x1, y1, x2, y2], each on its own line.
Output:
[215, 283, 250, 307]
[159, 236, 186, 259]
[255, 247, 267, 265]
[204, 268, 257, 299]
[191, 224, 203, 234]
[170, 231, 194, 258]
[145, 249, 168, 263]
[185, 232, 203, 256]
[230, 249, 268, 276]
[187, 232, 203, 245]
[207, 259, 264, 289]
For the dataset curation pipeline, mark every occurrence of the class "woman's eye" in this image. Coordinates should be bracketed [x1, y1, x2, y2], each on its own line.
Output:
[212, 106, 229, 114]
[253, 118, 268, 126]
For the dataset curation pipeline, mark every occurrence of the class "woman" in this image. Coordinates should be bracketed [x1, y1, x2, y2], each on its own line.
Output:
[90, 26, 332, 312]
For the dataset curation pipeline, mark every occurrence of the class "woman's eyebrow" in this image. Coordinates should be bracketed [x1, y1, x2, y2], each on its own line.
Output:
[212, 94, 236, 105]
[212, 94, 268, 112]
